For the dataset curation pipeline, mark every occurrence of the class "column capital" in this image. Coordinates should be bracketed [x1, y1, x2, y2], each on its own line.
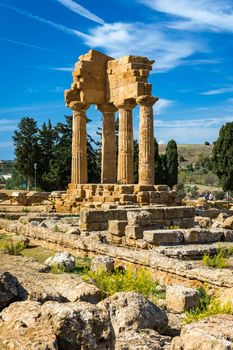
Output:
[97, 103, 117, 114]
[136, 95, 159, 107]
[72, 101, 90, 112]
[115, 98, 136, 110]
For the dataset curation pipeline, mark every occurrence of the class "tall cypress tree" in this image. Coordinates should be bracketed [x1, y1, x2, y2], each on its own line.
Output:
[13, 117, 39, 190]
[213, 122, 233, 192]
[166, 139, 178, 188]
[154, 139, 167, 184]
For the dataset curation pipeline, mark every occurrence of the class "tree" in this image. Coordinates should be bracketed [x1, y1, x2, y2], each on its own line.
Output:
[133, 139, 139, 183]
[212, 122, 233, 192]
[37, 120, 57, 191]
[154, 139, 167, 184]
[13, 117, 39, 190]
[166, 139, 178, 188]
[43, 116, 72, 190]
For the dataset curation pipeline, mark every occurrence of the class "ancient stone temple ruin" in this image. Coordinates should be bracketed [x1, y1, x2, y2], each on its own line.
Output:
[56, 50, 182, 212]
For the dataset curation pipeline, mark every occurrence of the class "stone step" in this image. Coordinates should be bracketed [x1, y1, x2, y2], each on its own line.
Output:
[154, 242, 233, 260]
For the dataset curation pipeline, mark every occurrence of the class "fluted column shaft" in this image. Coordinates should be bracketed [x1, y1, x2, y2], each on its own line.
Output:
[137, 95, 158, 185]
[97, 103, 117, 183]
[117, 99, 136, 184]
[71, 102, 89, 184]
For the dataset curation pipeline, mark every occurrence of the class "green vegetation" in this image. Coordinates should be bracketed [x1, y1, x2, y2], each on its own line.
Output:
[21, 245, 56, 263]
[213, 122, 233, 193]
[1, 239, 26, 255]
[83, 267, 160, 300]
[203, 251, 228, 269]
[166, 140, 178, 188]
[185, 287, 233, 324]
[202, 246, 233, 269]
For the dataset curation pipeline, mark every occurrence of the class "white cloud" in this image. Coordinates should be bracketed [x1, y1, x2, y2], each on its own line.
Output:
[56, 0, 105, 24]
[83, 22, 200, 72]
[158, 139, 165, 144]
[201, 86, 233, 95]
[154, 99, 174, 114]
[2, 4, 202, 72]
[139, 0, 233, 32]
[25, 87, 39, 94]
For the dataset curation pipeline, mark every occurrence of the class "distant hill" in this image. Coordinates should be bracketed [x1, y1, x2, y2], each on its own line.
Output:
[158, 144, 213, 166]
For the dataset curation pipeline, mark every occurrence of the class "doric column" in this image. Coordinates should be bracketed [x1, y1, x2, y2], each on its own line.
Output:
[136, 95, 158, 185]
[97, 103, 117, 183]
[71, 102, 89, 184]
[116, 99, 136, 184]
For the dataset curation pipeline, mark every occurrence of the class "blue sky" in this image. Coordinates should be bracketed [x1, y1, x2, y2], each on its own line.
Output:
[0, 0, 233, 159]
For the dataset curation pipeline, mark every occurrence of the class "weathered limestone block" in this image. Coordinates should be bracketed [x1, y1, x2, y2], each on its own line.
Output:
[0, 301, 58, 350]
[119, 194, 136, 203]
[166, 285, 200, 313]
[125, 237, 137, 247]
[108, 220, 127, 236]
[150, 208, 164, 220]
[127, 210, 152, 226]
[223, 216, 233, 229]
[91, 255, 115, 273]
[115, 329, 171, 350]
[194, 216, 211, 228]
[183, 228, 223, 244]
[125, 225, 143, 239]
[163, 207, 184, 219]
[143, 229, 184, 245]
[98, 291, 168, 336]
[171, 315, 233, 349]
[80, 210, 108, 223]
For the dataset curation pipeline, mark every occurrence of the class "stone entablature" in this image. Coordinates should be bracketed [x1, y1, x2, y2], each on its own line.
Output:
[65, 49, 157, 186]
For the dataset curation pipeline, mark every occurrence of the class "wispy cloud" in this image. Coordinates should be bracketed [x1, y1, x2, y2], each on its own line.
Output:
[201, 86, 233, 95]
[0, 3, 86, 38]
[82, 22, 201, 72]
[25, 87, 39, 94]
[1, 3, 201, 72]
[0, 36, 52, 52]
[50, 86, 64, 93]
[154, 99, 174, 114]
[56, 0, 105, 24]
[139, 0, 233, 32]
[0, 141, 13, 149]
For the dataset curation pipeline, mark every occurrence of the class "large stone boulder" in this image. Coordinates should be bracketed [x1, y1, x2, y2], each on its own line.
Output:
[0, 301, 58, 350]
[91, 255, 115, 273]
[115, 329, 171, 350]
[98, 291, 168, 336]
[0, 272, 19, 311]
[166, 285, 200, 313]
[42, 301, 111, 349]
[54, 281, 101, 304]
[171, 315, 233, 349]
[45, 252, 75, 272]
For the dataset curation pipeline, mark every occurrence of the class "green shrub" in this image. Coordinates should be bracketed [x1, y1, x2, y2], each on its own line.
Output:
[83, 267, 159, 300]
[50, 264, 66, 274]
[1, 239, 26, 255]
[202, 245, 233, 269]
[22, 207, 29, 213]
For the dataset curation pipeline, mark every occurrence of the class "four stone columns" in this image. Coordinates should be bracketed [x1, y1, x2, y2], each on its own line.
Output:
[71, 95, 157, 185]
[137, 95, 158, 185]
[97, 103, 117, 183]
[71, 102, 89, 184]
[116, 99, 136, 184]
